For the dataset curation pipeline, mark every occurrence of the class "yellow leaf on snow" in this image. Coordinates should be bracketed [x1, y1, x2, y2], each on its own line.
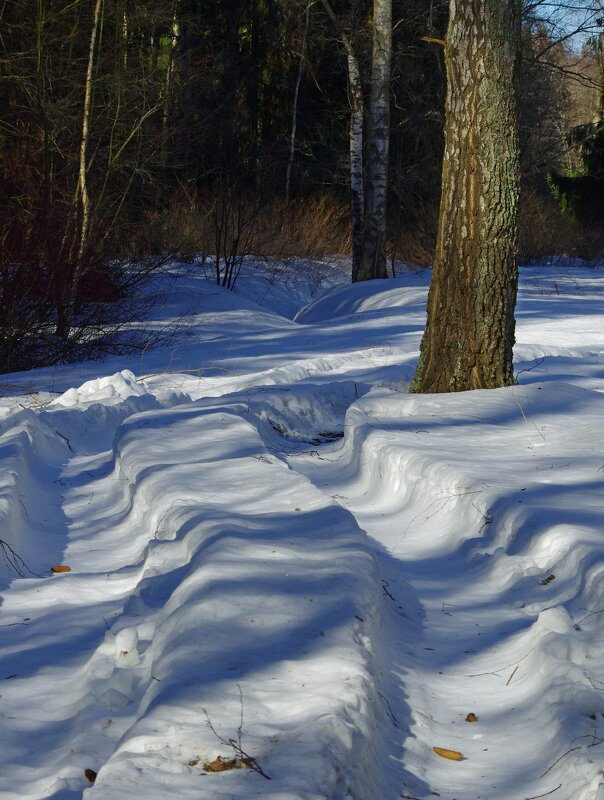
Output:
[433, 746, 464, 761]
[51, 565, 71, 573]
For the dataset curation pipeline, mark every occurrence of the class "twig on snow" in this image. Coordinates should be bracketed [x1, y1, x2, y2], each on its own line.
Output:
[393, 486, 482, 551]
[539, 746, 582, 778]
[0, 538, 42, 578]
[202, 686, 271, 780]
[55, 430, 74, 452]
[381, 580, 397, 601]
[467, 645, 538, 678]
[514, 397, 546, 442]
[574, 608, 604, 627]
[471, 501, 493, 533]
[377, 690, 399, 726]
[515, 356, 548, 381]
[525, 784, 562, 800]
[506, 665, 519, 686]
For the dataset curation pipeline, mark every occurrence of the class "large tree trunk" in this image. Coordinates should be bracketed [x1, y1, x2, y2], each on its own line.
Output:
[359, 0, 391, 281]
[410, 0, 521, 393]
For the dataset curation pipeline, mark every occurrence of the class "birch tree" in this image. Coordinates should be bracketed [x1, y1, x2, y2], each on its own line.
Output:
[359, 0, 391, 281]
[321, 0, 392, 281]
[320, 0, 365, 277]
[410, 0, 522, 392]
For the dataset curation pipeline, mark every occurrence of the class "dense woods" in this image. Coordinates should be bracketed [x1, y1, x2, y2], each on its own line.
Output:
[1, 0, 603, 376]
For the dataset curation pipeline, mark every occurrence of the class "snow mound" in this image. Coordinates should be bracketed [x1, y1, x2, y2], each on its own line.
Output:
[295, 272, 429, 323]
[50, 369, 148, 408]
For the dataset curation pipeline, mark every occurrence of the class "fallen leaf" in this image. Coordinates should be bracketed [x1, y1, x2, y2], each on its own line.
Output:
[51, 565, 71, 573]
[84, 768, 97, 783]
[432, 746, 464, 761]
[540, 574, 555, 585]
[465, 713, 478, 723]
[202, 755, 252, 773]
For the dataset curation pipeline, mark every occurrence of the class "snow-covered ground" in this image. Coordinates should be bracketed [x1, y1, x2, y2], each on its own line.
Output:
[1, 260, 604, 800]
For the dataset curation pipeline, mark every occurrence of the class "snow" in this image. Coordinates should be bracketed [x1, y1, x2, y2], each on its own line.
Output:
[1, 259, 604, 799]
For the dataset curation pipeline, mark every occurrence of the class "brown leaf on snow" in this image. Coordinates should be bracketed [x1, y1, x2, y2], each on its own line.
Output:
[465, 713, 478, 722]
[540, 574, 555, 585]
[202, 755, 252, 773]
[51, 565, 71, 573]
[84, 769, 97, 783]
[433, 746, 464, 761]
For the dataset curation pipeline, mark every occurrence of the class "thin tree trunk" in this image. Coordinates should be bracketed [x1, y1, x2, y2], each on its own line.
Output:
[360, 0, 391, 281]
[57, 0, 102, 338]
[348, 44, 365, 279]
[410, 0, 521, 393]
[285, 0, 312, 204]
[321, 0, 364, 280]
[122, 6, 128, 71]
[77, 0, 102, 277]
[161, 0, 180, 162]
[597, 31, 604, 123]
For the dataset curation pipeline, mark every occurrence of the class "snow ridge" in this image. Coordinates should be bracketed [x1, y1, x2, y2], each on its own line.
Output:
[0, 265, 604, 799]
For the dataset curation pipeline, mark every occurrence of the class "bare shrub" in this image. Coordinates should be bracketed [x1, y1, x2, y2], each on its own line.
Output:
[139, 191, 352, 282]
[390, 202, 439, 269]
[0, 251, 169, 375]
[260, 197, 352, 258]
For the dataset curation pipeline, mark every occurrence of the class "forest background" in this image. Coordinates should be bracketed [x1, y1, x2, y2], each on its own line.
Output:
[1, 0, 603, 373]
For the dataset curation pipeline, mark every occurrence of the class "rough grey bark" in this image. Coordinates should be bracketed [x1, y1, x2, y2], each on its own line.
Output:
[410, 0, 521, 393]
[359, 0, 391, 281]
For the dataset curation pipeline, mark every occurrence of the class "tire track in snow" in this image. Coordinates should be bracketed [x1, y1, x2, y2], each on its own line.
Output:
[0, 374, 395, 800]
[289, 381, 604, 800]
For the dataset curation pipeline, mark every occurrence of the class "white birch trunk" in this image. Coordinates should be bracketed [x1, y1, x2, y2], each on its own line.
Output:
[320, 0, 365, 279]
[361, 0, 391, 280]
[348, 50, 365, 278]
